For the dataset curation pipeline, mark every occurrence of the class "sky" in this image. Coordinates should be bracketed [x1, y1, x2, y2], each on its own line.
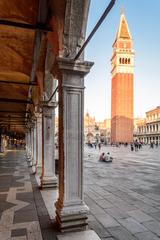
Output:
[84, 0, 160, 121]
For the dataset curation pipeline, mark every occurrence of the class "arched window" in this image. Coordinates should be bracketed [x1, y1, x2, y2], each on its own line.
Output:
[119, 58, 122, 64]
[122, 58, 124, 64]
[128, 58, 130, 64]
[125, 58, 127, 64]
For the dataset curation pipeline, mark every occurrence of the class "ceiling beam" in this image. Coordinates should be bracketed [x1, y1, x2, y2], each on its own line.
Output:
[0, 80, 37, 86]
[0, 121, 26, 124]
[0, 119, 26, 122]
[0, 19, 52, 32]
[0, 124, 26, 126]
[0, 116, 26, 119]
[0, 98, 33, 104]
[0, 110, 30, 114]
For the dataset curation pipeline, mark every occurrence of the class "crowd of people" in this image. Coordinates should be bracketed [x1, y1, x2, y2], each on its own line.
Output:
[86, 139, 159, 164]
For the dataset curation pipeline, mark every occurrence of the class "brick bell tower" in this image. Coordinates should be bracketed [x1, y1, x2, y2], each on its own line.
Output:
[111, 11, 134, 144]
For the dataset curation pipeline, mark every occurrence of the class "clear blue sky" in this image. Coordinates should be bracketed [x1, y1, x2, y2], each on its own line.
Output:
[84, 0, 160, 121]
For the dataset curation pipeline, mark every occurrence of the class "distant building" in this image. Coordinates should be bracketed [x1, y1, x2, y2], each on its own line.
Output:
[84, 112, 96, 143]
[133, 118, 145, 136]
[111, 11, 134, 143]
[84, 113, 111, 144]
[135, 106, 160, 144]
[96, 119, 111, 144]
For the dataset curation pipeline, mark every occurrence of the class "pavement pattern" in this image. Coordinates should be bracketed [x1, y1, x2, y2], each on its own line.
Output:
[1, 145, 160, 240]
[84, 145, 160, 240]
[0, 149, 58, 240]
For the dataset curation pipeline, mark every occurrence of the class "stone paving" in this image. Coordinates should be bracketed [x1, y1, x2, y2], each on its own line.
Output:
[84, 145, 160, 240]
[0, 150, 43, 240]
[0, 149, 58, 240]
[1, 145, 160, 240]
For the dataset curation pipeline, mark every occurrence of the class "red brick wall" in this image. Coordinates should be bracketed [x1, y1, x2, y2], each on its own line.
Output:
[111, 73, 134, 143]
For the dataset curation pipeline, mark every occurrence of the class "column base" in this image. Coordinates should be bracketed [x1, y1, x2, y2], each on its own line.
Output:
[26, 152, 31, 159]
[28, 158, 33, 167]
[32, 164, 36, 174]
[0, 147, 4, 153]
[36, 165, 42, 176]
[41, 175, 58, 189]
[55, 202, 89, 232]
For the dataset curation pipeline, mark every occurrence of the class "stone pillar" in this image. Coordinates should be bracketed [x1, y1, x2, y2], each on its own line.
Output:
[0, 132, 3, 153]
[32, 122, 37, 173]
[41, 102, 57, 188]
[55, 58, 93, 232]
[27, 128, 31, 163]
[36, 113, 43, 176]
[29, 128, 34, 167]
[25, 131, 29, 157]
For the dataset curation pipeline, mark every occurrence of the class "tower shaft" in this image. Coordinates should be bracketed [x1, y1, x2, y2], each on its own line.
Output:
[111, 13, 134, 143]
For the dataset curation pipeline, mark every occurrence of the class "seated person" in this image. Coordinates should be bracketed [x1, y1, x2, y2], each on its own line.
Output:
[99, 152, 113, 162]
[106, 152, 113, 162]
[99, 152, 106, 162]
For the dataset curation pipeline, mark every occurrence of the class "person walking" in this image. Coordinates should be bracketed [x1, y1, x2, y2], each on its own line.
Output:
[98, 142, 101, 150]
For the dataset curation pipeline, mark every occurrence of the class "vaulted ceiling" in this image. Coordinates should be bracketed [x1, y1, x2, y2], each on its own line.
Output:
[0, 0, 65, 134]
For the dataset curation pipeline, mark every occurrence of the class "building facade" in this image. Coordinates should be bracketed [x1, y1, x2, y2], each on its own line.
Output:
[83, 113, 111, 144]
[111, 12, 134, 143]
[135, 107, 160, 144]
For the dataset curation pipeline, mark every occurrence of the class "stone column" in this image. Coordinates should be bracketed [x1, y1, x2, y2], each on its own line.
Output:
[25, 131, 29, 157]
[27, 128, 31, 166]
[32, 122, 37, 173]
[29, 127, 34, 167]
[55, 57, 93, 232]
[41, 102, 57, 188]
[0, 132, 3, 153]
[36, 113, 43, 176]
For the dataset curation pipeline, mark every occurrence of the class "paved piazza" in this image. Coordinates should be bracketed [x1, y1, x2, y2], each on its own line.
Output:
[0, 146, 160, 240]
[84, 145, 160, 240]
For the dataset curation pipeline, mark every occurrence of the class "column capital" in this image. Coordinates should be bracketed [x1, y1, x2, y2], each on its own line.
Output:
[41, 100, 57, 108]
[30, 120, 36, 129]
[27, 121, 35, 130]
[57, 57, 94, 76]
[40, 101, 58, 118]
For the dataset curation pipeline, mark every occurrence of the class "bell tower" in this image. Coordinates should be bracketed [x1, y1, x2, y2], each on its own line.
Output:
[111, 12, 134, 143]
